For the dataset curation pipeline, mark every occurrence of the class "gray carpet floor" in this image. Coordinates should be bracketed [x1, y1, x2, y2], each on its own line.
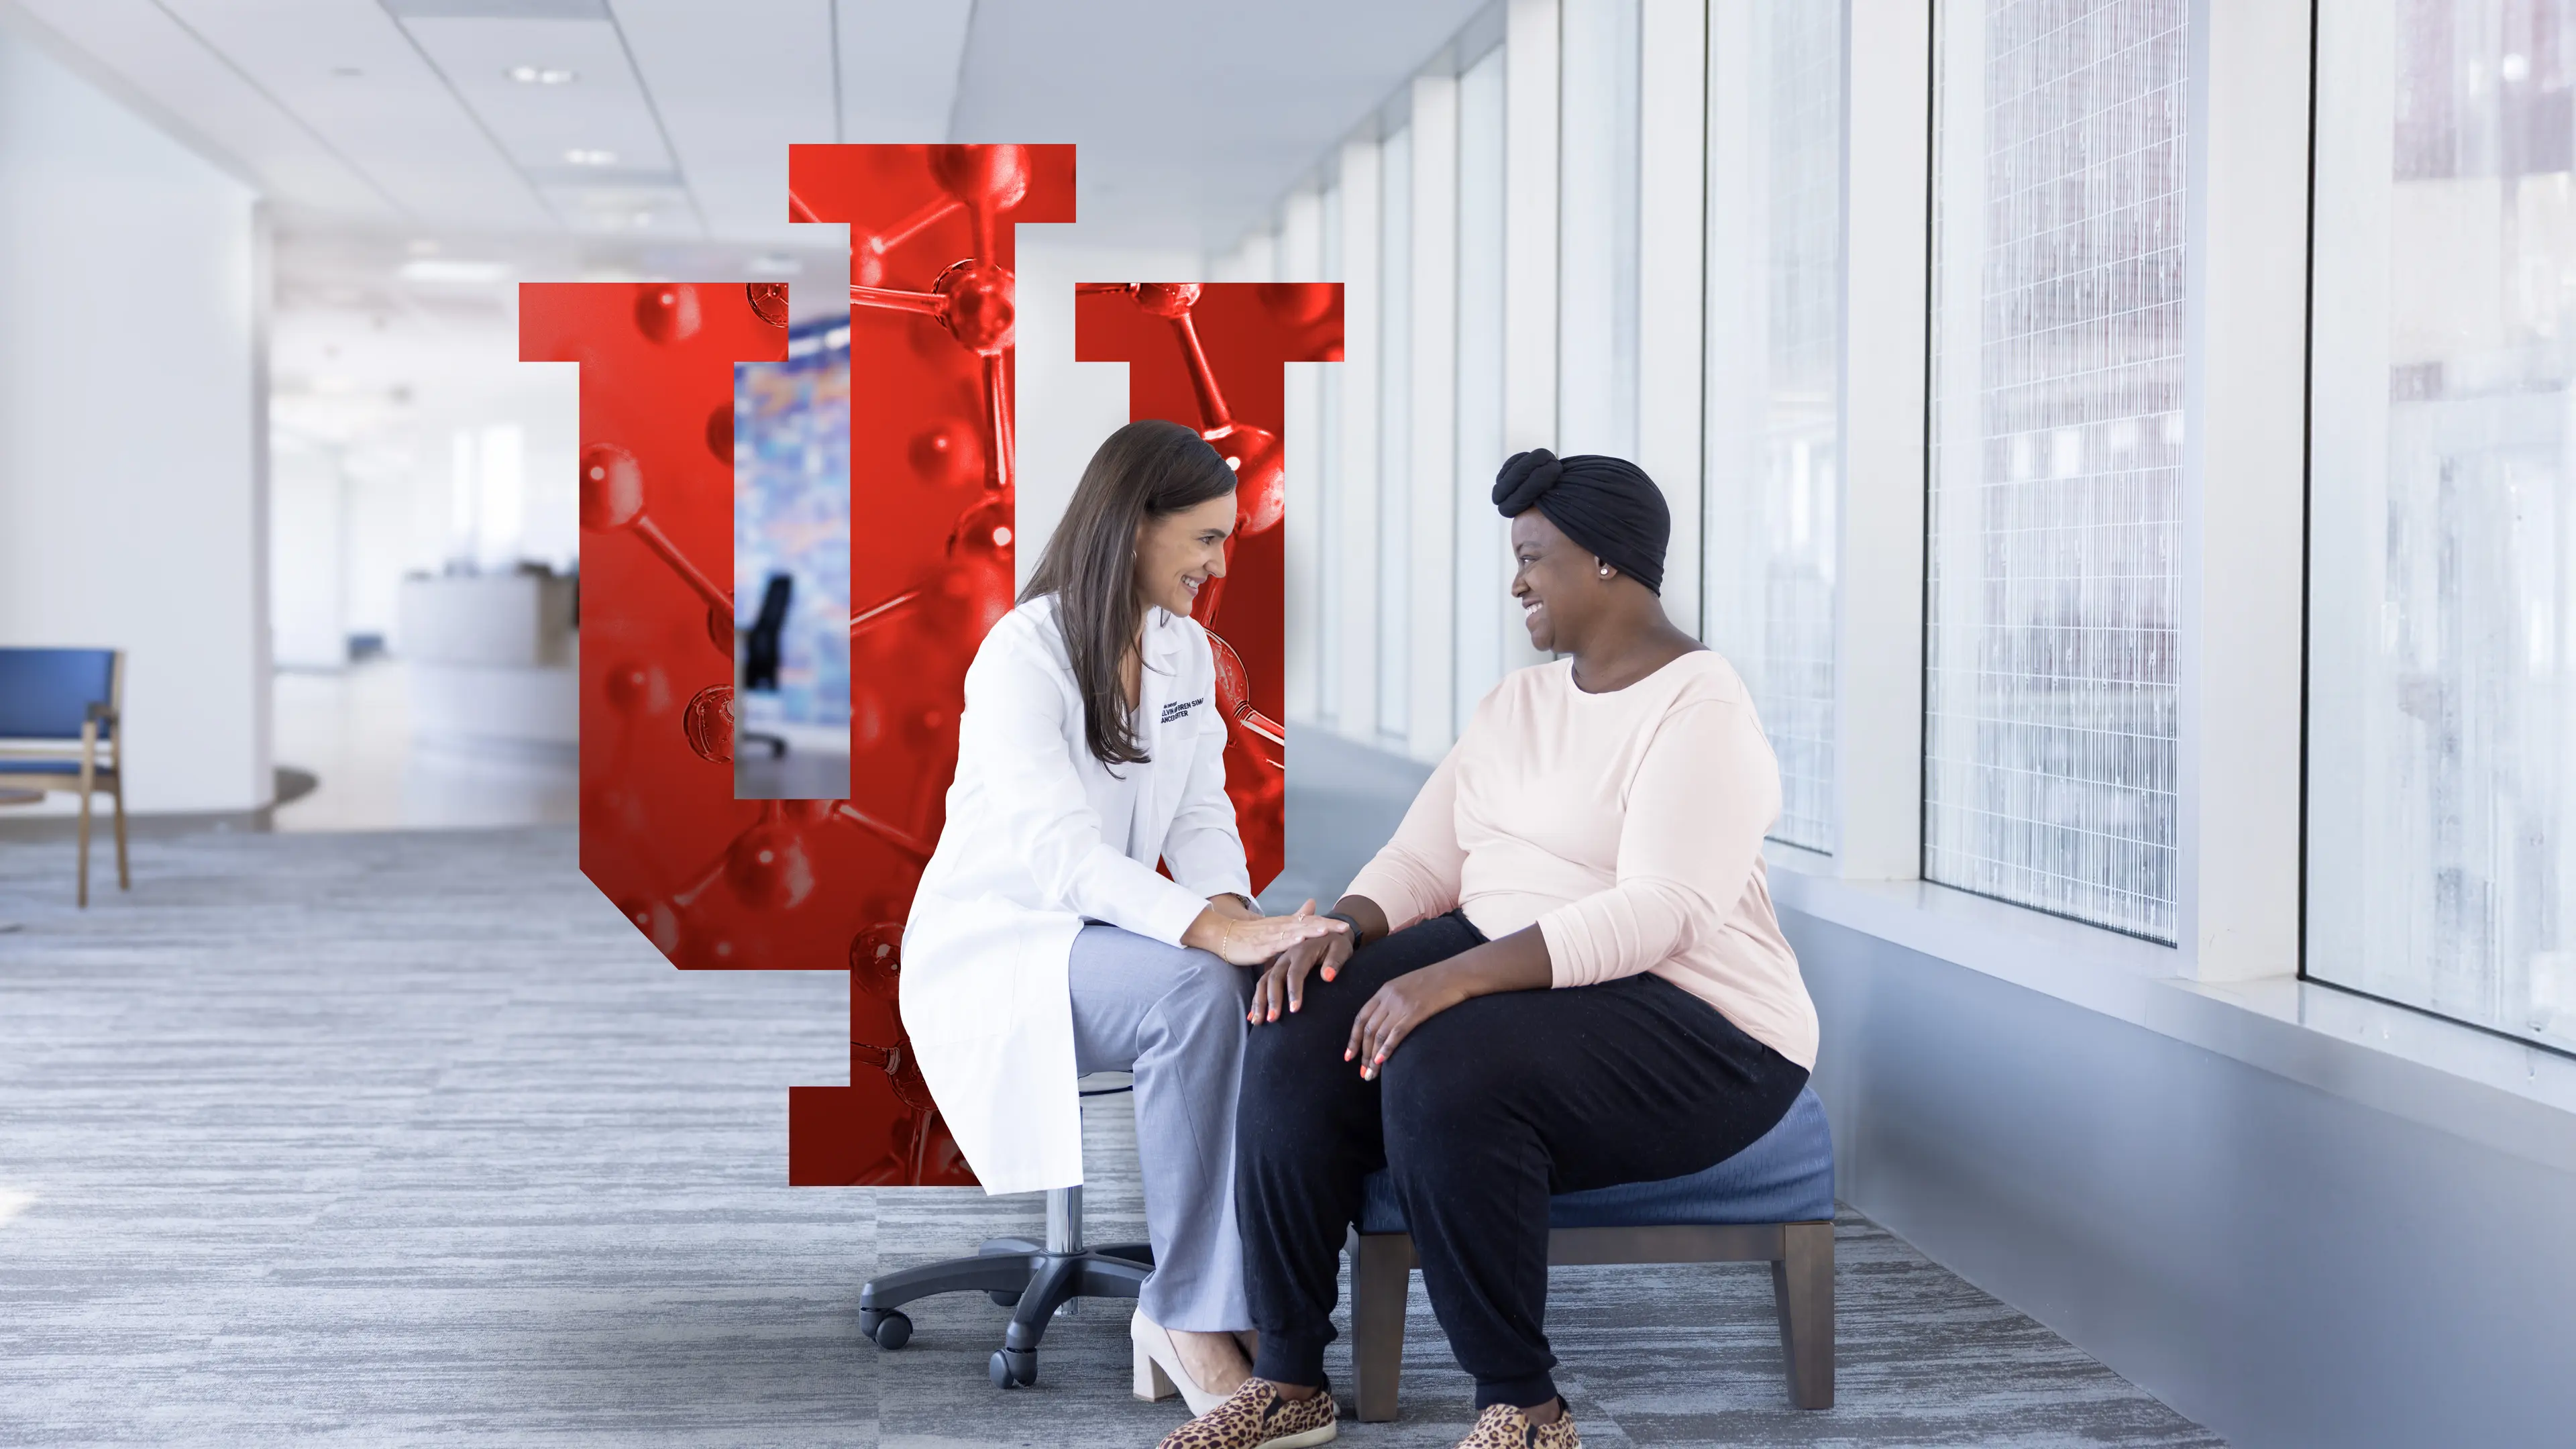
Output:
[0, 825, 2224, 1446]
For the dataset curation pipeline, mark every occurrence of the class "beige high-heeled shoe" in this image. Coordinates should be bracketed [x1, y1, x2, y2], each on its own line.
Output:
[1131, 1307, 1232, 1415]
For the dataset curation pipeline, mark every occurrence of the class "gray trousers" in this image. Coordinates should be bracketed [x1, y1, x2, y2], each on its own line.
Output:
[1067, 921, 1254, 1332]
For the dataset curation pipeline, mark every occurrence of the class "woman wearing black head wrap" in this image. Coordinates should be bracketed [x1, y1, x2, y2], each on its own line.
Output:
[1488, 446, 1670, 592]
[1164, 450, 1818, 1449]
[1484, 447, 1690, 660]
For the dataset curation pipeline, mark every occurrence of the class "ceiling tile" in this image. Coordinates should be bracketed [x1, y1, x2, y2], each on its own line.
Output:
[837, 0, 973, 143]
[949, 0, 1489, 249]
[608, 0, 839, 246]
[160, 0, 556, 231]
[11, 0, 399, 218]
[400, 16, 672, 179]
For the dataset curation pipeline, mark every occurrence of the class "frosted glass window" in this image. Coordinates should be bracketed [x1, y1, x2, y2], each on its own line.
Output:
[1704, 0, 1845, 853]
[1924, 0, 2187, 941]
[1379, 125, 1415, 743]
[2309, 0, 2576, 1052]
[1559, 0, 1642, 459]
[1317, 178, 1346, 730]
[1455, 44, 1511, 727]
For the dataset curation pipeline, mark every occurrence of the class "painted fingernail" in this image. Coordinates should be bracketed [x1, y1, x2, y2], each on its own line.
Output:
[1343, 1049, 1354, 1061]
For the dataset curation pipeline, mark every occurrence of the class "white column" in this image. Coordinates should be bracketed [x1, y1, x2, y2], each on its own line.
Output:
[1833, 0, 1931, 879]
[1556, 0, 1640, 460]
[1375, 126, 1415, 746]
[1334, 137, 1385, 739]
[1636, 0, 1707, 636]
[2180, 0, 2311, 980]
[1702, 0, 1758, 652]
[1502, 0, 1561, 669]
[1279, 186, 1327, 726]
[1408, 71, 1462, 759]
[1454, 44, 1511, 722]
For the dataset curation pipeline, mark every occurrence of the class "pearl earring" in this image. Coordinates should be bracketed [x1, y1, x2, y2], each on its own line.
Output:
[1597, 564, 1613, 578]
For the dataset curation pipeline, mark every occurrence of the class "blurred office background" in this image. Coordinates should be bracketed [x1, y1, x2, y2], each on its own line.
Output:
[2, 1, 2573, 1446]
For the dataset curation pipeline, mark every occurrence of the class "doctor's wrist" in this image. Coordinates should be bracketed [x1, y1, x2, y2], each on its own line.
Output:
[1180, 906, 1231, 956]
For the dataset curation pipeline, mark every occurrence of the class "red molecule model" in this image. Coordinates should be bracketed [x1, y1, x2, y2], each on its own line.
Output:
[683, 684, 735, 763]
[635, 282, 704, 343]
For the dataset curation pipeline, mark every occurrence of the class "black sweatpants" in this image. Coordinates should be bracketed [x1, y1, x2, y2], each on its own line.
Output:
[1235, 910, 1809, 1411]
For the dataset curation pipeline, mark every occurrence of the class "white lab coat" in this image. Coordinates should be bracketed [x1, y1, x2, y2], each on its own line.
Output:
[901, 593, 1251, 1194]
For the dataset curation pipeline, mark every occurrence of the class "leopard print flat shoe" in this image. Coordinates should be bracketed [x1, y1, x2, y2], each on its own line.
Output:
[1155, 1377, 1338, 1449]
[1453, 1401, 1582, 1449]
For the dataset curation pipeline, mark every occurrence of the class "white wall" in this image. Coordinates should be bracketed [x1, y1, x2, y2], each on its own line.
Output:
[0, 24, 270, 814]
[270, 439, 347, 669]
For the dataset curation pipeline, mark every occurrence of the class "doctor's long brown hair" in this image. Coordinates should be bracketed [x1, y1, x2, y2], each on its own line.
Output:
[1021, 419, 1238, 768]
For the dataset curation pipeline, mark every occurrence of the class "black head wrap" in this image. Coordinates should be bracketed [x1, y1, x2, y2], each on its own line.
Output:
[1491, 448, 1670, 594]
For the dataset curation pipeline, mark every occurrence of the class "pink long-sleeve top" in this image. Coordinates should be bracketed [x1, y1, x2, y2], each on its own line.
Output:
[1344, 649, 1819, 1070]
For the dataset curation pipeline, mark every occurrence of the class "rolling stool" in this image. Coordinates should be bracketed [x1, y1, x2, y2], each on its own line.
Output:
[858, 1073, 1153, 1389]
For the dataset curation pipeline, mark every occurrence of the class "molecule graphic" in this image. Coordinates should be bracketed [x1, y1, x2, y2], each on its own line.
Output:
[577, 288, 788, 663]
[1077, 282, 1285, 632]
[817, 146, 1032, 679]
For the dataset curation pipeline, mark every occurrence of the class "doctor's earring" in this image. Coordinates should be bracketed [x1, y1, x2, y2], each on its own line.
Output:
[1597, 563, 1614, 579]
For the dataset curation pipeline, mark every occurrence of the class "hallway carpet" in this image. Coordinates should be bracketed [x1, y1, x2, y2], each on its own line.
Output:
[0, 826, 2222, 1446]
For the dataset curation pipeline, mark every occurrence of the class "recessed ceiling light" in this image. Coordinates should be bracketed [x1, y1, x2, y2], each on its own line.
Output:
[399, 258, 508, 284]
[506, 64, 577, 85]
[564, 148, 617, 166]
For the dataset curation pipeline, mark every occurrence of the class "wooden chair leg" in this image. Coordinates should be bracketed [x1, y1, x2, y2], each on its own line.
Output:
[1352, 1233, 1412, 1423]
[1772, 1220, 1835, 1409]
[111, 777, 129, 890]
[76, 785, 93, 909]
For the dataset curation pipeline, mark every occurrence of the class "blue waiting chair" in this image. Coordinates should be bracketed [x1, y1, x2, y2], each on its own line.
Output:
[0, 648, 129, 906]
[1350, 1084, 1836, 1419]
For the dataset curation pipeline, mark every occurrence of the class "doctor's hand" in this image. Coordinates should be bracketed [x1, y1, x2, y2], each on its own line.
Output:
[1248, 924, 1354, 1025]
[1183, 900, 1344, 968]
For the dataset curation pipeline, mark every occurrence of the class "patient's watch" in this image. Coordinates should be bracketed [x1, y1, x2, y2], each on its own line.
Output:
[1321, 909, 1368, 948]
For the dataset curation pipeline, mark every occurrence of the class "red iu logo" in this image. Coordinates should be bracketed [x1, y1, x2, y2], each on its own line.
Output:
[520, 144, 1341, 1186]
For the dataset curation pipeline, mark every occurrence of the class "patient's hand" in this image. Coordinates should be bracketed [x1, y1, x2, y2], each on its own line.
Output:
[1248, 929, 1354, 1025]
[1346, 926, 1552, 1078]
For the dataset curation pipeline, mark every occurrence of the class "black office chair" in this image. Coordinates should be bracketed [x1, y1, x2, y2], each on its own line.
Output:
[739, 572, 792, 759]
[859, 1075, 1154, 1391]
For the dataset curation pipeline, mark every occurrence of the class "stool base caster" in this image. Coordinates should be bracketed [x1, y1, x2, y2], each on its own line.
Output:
[861, 1308, 911, 1350]
[990, 1346, 1036, 1388]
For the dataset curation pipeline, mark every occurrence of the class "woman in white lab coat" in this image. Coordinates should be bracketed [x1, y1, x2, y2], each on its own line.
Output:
[902, 419, 1344, 1411]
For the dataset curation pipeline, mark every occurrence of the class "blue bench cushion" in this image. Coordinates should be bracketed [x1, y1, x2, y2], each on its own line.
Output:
[1357, 1084, 1834, 1234]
